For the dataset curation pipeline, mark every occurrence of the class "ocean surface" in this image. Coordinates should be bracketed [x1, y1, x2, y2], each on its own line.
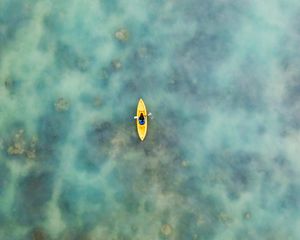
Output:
[0, 0, 300, 239]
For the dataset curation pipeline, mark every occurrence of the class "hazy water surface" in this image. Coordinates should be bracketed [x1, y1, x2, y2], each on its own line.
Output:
[0, 0, 300, 239]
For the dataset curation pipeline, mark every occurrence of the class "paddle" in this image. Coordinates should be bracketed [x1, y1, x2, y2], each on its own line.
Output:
[133, 112, 153, 120]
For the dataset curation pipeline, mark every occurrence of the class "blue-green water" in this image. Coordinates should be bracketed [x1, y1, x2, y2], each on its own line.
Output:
[1, 0, 300, 239]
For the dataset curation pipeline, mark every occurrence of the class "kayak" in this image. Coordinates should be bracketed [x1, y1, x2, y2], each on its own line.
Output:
[136, 98, 148, 141]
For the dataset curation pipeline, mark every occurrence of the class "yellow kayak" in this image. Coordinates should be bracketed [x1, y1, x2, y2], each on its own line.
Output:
[136, 98, 148, 141]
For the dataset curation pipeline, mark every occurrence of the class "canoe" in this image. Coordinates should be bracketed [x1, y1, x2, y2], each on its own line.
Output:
[136, 98, 148, 141]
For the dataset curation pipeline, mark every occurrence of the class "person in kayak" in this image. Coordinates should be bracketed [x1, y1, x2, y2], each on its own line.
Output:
[139, 113, 145, 125]
[133, 112, 152, 122]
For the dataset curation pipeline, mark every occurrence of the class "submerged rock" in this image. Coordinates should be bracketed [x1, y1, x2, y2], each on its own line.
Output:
[55, 97, 70, 112]
[7, 130, 38, 160]
[161, 223, 173, 236]
[114, 28, 129, 42]
[111, 59, 122, 70]
[25, 136, 38, 160]
[7, 129, 26, 155]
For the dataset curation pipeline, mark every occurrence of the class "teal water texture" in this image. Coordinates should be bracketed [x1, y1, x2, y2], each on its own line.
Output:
[0, 0, 300, 239]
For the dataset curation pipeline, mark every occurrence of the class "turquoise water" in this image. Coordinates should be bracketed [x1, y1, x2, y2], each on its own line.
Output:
[1, 0, 300, 239]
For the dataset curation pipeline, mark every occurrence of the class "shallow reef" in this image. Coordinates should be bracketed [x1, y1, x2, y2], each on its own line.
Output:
[0, 0, 300, 239]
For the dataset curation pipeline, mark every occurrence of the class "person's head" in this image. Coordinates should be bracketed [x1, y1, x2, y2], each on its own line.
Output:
[140, 113, 144, 117]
